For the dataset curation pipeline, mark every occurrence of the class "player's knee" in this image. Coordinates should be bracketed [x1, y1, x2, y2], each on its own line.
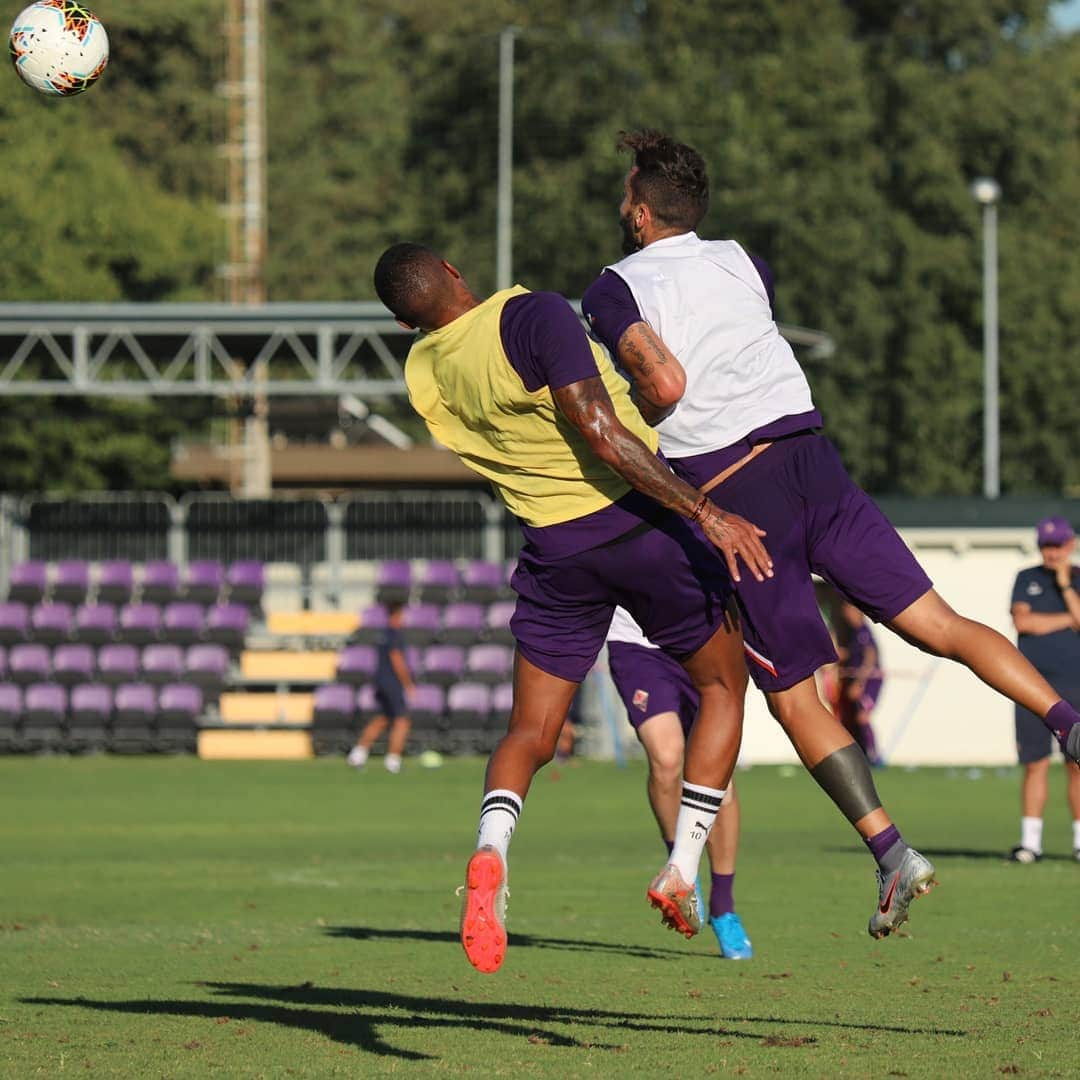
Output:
[647, 747, 684, 784]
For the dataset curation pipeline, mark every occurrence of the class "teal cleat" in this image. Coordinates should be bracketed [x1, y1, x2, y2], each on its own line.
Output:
[710, 911, 753, 959]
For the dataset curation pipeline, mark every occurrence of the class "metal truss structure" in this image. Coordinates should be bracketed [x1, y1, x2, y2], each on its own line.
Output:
[0, 302, 835, 398]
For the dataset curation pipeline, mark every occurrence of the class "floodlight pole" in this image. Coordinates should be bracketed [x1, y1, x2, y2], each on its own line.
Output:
[971, 177, 1001, 500]
[496, 27, 517, 291]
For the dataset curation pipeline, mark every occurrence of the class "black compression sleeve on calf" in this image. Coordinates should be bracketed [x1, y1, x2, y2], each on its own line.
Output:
[809, 743, 883, 826]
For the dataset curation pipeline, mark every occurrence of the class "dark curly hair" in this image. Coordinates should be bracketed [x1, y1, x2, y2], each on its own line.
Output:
[618, 129, 709, 231]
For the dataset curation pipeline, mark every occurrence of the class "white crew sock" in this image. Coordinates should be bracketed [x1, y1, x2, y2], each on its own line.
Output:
[384, 753, 402, 774]
[669, 782, 725, 884]
[1073, 819, 1080, 852]
[1020, 816, 1043, 854]
[476, 789, 522, 866]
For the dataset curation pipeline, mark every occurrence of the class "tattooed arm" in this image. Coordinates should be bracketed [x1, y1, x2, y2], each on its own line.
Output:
[552, 375, 771, 583]
[617, 322, 687, 426]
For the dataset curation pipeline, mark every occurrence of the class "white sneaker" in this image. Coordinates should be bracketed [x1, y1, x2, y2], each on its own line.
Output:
[347, 746, 368, 768]
[384, 753, 402, 774]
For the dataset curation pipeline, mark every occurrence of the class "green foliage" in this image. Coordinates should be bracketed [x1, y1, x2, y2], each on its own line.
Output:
[0, 0, 1076, 494]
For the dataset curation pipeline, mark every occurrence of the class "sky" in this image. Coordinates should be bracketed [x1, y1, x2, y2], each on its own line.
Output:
[1053, 0, 1080, 31]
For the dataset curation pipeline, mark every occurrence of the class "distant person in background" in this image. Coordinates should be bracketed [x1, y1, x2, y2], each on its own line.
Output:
[607, 606, 753, 958]
[834, 600, 885, 768]
[1009, 516, 1080, 862]
[347, 601, 415, 774]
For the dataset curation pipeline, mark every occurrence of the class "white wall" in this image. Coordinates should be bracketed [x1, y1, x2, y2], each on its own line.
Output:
[592, 528, 1049, 766]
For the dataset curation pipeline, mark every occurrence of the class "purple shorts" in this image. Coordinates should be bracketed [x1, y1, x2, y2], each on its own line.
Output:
[608, 641, 699, 735]
[510, 513, 733, 683]
[689, 433, 932, 693]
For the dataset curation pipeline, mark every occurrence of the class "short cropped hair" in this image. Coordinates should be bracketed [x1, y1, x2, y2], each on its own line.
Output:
[618, 129, 709, 231]
[373, 242, 446, 328]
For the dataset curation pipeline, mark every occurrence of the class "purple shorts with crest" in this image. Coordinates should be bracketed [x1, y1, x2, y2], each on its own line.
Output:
[683, 433, 932, 693]
[608, 641, 699, 734]
[510, 512, 733, 683]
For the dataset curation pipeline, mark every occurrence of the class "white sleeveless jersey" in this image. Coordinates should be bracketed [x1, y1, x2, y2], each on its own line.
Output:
[606, 605, 657, 649]
[607, 232, 815, 458]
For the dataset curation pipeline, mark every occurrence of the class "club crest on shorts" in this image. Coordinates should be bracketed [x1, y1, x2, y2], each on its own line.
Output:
[632, 688, 649, 712]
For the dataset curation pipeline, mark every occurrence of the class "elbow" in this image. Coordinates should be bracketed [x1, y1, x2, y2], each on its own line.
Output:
[648, 368, 686, 410]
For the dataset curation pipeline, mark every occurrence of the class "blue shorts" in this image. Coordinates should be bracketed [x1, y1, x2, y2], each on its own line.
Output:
[510, 511, 733, 684]
[1016, 679, 1080, 764]
[608, 640, 699, 735]
[374, 682, 407, 719]
[692, 434, 932, 693]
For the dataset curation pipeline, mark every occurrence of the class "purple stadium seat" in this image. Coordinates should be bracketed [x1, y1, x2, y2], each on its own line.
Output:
[68, 683, 113, 753]
[447, 682, 493, 724]
[140, 560, 180, 605]
[141, 643, 184, 685]
[485, 601, 516, 646]
[226, 560, 265, 612]
[466, 644, 514, 685]
[204, 602, 249, 654]
[420, 644, 466, 687]
[400, 603, 441, 646]
[375, 560, 412, 605]
[7, 561, 47, 605]
[355, 682, 379, 722]
[0, 601, 30, 645]
[184, 644, 229, 701]
[22, 682, 67, 751]
[97, 643, 139, 685]
[440, 602, 486, 645]
[52, 643, 95, 686]
[409, 684, 445, 724]
[95, 560, 135, 606]
[313, 683, 356, 726]
[336, 644, 378, 686]
[461, 561, 504, 604]
[9, 643, 51, 685]
[491, 682, 514, 722]
[52, 559, 90, 606]
[353, 603, 388, 646]
[182, 560, 224, 606]
[417, 560, 460, 604]
[0, 645, 6, 679]
[161, 602, 204, 646]
[74, 602, 117, 645]
[118, 603, 162, 645]
[30, 602, 73, 645]
[111, 682, 157, 753]
[156, 683, 202, 752]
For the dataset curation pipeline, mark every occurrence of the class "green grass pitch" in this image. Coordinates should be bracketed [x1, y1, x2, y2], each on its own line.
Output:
[1, 754, 1076, 1077]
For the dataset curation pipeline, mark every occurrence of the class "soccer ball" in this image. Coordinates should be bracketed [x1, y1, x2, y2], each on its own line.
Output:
[9, 1, 109, 96]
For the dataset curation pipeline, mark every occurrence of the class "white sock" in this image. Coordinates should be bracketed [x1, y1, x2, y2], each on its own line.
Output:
[384, 753, 402, 774]
[347, 745, 368, 767]
[1073, 819, 1080, 852]
[477, 789, 522, 866]
[669, 782, 725, 884]
[1021, 816, 1043, 854]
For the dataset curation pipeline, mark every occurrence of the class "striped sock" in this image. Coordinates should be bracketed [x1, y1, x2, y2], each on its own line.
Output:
[476, 789, 522, 866]
[670, 782, 724, 884]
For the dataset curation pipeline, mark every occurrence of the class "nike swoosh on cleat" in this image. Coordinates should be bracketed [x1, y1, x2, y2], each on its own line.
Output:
[879, 872, 899, 915]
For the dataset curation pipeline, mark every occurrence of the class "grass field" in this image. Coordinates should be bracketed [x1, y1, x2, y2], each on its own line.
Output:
[1, 754, 1076, 1078]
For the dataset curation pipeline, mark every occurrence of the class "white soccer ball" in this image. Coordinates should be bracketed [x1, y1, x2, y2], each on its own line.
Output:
[9, 1, 109, 96]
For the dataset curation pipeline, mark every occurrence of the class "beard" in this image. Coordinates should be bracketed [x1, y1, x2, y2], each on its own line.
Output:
[619, 211, 641, 255]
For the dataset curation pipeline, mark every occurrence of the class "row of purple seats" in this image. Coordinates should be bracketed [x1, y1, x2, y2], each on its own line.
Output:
[353, 601, 514, 647]
[0, 600, 249, 651]
[375, 560, 513, 606]
[6, 560, 264, 611]
[310, 681, 512, 756]
[335, 643, 513, 687]
[0, 643, 229, 697]
[0, 681, 202, 754]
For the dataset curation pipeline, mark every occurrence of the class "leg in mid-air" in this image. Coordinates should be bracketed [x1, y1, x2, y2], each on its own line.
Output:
[460, 652, 579, 974]
[346, 714, 387, 769]
[647, 611, 747, 938]
[887, 589, 1080, 764]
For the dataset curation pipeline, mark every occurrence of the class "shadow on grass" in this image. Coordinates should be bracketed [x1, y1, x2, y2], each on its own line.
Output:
[326, 923, 696, 960]
[23, 982, 968, 1062]
[826, 845, 1075, 862]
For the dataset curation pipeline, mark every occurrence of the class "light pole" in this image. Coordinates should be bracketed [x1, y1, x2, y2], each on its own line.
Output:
[495, 27, 517, 291]
[971, 176, 1001, 500]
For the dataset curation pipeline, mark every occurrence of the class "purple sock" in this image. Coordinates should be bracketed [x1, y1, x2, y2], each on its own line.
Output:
[865, 824, 906, 874]
[1046, 699, 1079, 743]
[709, 872, 735, 918]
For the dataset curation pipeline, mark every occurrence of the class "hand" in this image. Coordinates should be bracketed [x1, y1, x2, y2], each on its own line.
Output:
[696, 503, 772, 583]
[1056, 563, 1073, 591]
